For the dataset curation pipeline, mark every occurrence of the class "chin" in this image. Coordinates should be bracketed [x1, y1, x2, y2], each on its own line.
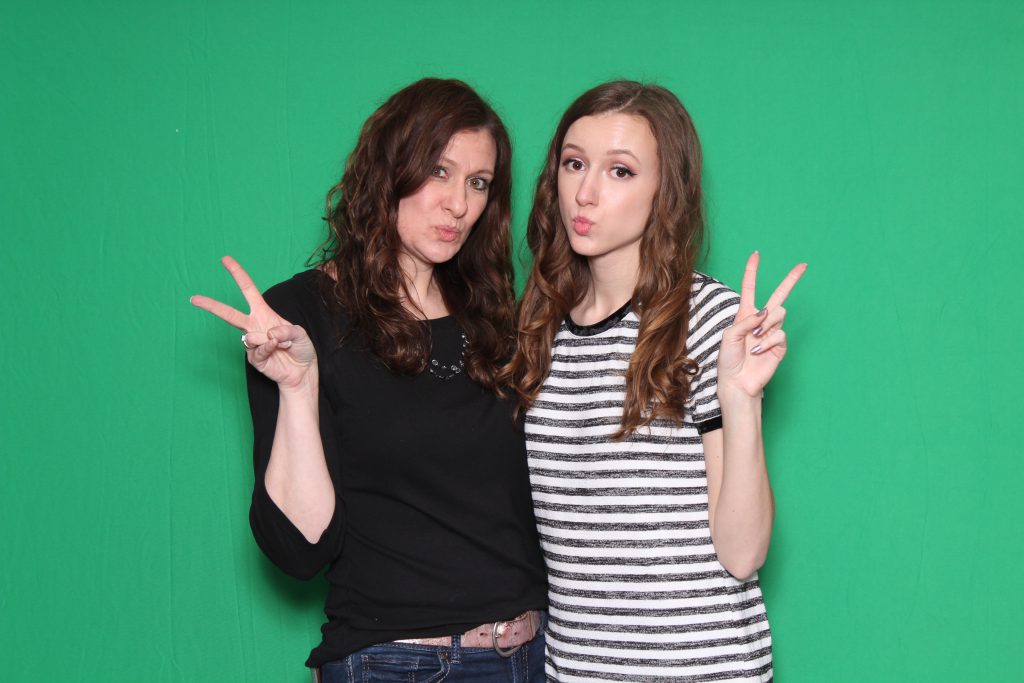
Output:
[566, 234, 598, 257]
[429, 245, 464, 265]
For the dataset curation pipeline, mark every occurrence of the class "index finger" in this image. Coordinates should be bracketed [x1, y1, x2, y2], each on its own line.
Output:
[766, 263, 808, 308]
[739, 251, 760, 312]
[190, 294, 249, 330]
[221, 255, 266, 312]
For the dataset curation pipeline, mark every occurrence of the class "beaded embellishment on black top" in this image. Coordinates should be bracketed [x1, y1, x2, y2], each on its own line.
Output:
[428, 330, 467, 380]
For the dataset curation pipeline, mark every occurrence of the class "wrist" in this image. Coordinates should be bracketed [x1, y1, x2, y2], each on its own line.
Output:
[718, 387, 762, 416]
[278, 370, 319, 403]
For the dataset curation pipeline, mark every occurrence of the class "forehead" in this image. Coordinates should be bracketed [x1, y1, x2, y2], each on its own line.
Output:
[563, 113, 657, 157]
[443, 128, 497, 169]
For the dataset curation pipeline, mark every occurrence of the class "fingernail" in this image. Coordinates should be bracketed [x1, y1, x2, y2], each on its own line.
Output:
[757, 307, 768, 317]
[279, 341, 292, 349]
[752, 325, 763, 337]
[751, 344, 762, 354]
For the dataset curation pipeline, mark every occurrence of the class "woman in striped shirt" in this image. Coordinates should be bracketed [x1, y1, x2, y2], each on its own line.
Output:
[507, 81, 806, 682]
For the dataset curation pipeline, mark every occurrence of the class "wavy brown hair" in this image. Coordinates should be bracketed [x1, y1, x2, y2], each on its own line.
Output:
[508, 81, 707, 437]
[312, 78, 515, 391]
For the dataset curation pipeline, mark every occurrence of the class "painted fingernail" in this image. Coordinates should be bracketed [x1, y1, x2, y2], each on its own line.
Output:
[752, 325, 763, 337]
[751, 344, 762, 354]
[757, 307, 768, 317]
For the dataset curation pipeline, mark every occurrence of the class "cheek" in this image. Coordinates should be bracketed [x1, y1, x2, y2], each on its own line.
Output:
[395, 197, 409, 229]
[629, 200, 652, 227]
[396, 196, 422, 232]
[625, 186, 657, 227]
[397, 185, 436, 226]
[556, 178, 574, 214]
[467, 195, 489, 226]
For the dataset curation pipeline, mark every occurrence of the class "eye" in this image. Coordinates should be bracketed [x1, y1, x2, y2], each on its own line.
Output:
[561, 157, 585, 172]
[432, 166, 449, 179]
[610, 165, 636, 179]
[468, 177, 490, 192]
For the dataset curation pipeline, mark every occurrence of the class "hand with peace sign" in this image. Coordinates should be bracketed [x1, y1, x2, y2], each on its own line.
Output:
[191, 256, 318, 391]
[717, 252, 807, 400]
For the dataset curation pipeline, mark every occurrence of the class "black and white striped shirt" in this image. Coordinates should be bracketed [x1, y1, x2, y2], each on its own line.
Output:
[526, 273, 772, 682]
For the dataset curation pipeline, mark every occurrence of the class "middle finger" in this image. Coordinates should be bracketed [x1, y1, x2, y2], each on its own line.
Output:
[191, 294, 249, 330]
[765, 263, 807, 309]
[222, 256, 267, 312]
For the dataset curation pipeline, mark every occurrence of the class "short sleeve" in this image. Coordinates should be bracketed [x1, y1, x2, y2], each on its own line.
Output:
[685, 275, 741, 434]
[246, 273, 345, 580]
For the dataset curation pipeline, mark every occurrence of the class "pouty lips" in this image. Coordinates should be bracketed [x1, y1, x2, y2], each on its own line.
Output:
[572, 216, 593, 236]
[436, 225, 461, 242]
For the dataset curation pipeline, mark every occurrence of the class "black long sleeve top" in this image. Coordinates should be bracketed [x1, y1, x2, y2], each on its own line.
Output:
[245, 270, 548, 667]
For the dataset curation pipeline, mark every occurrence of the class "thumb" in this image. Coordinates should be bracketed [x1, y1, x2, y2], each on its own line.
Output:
[266, 324, 309, 345]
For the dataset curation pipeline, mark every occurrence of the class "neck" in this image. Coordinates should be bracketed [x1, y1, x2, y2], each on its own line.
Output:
[573, 247, 640, 325]
[399, 256, 446, 319]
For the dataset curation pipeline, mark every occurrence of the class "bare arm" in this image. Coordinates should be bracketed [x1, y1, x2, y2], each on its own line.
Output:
[193, 256, 335, 543]
[702, 397, 773, 580]
[264, 358, 335, 542]
[704, 252, 806, 579]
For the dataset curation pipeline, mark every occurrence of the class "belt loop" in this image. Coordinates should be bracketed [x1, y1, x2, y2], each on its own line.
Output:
[450, 631, 462, 664]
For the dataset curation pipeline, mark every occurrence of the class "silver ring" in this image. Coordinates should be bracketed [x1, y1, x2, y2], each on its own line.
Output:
[241, 333, 256, 350]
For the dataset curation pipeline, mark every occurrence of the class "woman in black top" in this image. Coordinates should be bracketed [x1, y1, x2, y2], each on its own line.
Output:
[192, 79, 547, 683]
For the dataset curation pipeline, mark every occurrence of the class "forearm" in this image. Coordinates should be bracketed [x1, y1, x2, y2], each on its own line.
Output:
[712, 393, 774, 579]
[263, 368, 336, 543]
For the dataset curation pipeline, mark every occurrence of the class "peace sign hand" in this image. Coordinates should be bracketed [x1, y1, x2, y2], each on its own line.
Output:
[717, 252, 807, 400]
[191, 256, 317, 391]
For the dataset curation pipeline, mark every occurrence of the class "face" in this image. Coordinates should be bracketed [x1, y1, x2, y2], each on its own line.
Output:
[396, 128, 497, 275]
[557, 113, 660, 268]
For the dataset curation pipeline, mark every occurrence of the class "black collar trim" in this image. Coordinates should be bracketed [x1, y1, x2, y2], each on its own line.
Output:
[564, 300, 633, 337]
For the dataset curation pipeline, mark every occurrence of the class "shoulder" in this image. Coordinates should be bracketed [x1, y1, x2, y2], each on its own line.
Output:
[683, 274, 738, 371]
[691, 271, 740, 320]
[263, 270, 331, 324]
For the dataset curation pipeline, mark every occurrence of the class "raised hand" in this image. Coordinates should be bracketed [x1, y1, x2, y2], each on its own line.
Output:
[717, 252, 807, 399]
[191, 256, 317, 390]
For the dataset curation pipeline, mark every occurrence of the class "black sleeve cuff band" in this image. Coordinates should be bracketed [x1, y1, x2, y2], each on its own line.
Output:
[696, 415, 723, 434]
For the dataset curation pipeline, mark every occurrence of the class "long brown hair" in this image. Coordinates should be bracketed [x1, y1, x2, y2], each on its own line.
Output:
[312, 78, 515, 391]
[508, 81, 707, 436]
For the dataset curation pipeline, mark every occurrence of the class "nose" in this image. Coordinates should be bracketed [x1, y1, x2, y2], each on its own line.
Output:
[442, 181, 469, 219]
[575, 170, 597, 207]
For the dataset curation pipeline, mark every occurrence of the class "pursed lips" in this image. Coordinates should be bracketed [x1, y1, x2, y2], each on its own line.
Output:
[572, 215, 594, 236]
[435, 224, 461, 242]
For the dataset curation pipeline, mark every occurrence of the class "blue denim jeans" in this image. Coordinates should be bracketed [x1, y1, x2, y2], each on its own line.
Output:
[313, 623, 545, 683]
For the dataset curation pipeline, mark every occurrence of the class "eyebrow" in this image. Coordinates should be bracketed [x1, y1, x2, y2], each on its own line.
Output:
[561, 143, 640, 162]
[439, 155, 494, 176]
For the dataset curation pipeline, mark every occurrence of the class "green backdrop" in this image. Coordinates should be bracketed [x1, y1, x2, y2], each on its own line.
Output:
[2, 1, 1020, 681]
